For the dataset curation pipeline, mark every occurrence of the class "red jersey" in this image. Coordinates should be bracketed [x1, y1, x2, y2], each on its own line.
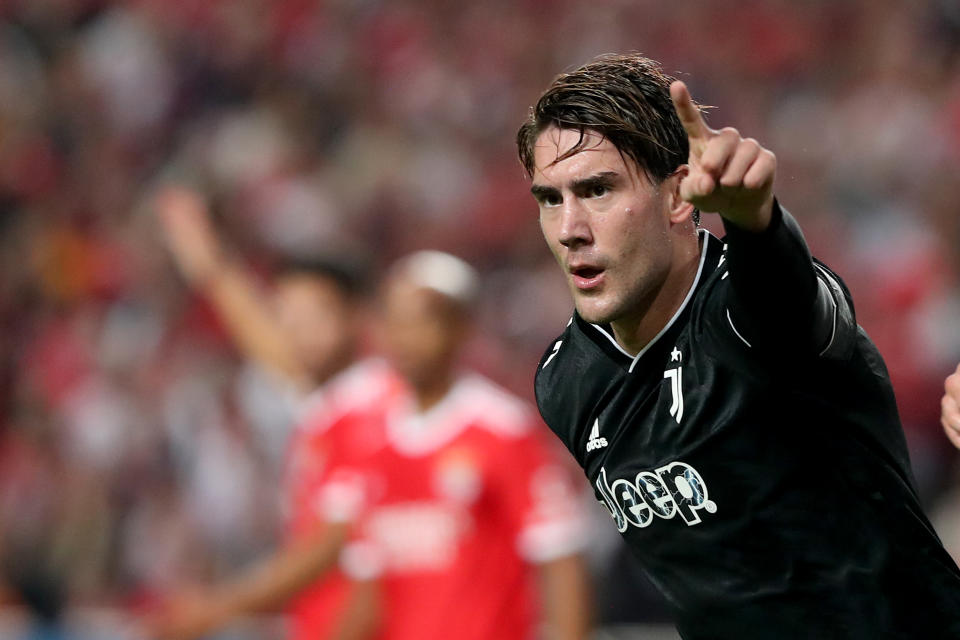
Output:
[283, 358, 399, 640]
[340, 374, 586, 640]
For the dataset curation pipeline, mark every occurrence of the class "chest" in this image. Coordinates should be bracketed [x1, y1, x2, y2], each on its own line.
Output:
[573, 336, 809, 540]
[360, 443, 495, 573]
[373, 444, 490, 509]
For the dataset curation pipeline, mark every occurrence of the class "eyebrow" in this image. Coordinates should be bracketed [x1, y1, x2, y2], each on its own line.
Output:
[530, 184, 558, 201]
[530, 171, 621, 200]
[571, 171, 619, 193]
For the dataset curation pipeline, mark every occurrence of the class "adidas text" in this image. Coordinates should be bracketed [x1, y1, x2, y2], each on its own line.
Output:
[585, 418, 608, 452]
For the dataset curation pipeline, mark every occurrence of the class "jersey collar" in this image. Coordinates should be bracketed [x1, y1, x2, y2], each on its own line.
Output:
[579, 229, 724, 372]
[385, 375, 474, 456]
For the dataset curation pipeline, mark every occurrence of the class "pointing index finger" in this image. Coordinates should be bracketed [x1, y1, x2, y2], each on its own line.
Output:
[670, 80, 709, 155]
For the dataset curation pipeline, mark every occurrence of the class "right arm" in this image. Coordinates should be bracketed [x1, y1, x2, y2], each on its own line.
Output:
[671, 81, 852, 358]
[149, 522, 350, 640]
[155, 187, 310, 390]
[329, 576, 381, 640]
[538, 553, 592, 640]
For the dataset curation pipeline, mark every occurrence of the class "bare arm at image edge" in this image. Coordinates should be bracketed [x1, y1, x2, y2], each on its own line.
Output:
[942, 364, 960, 450]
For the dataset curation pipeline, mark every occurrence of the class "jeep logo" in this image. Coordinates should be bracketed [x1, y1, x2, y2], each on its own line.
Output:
[595, 462, 717, 532]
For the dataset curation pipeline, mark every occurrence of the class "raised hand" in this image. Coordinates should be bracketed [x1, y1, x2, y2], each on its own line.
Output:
[670, 80, 776, 232]
[154, 186, 224, 286]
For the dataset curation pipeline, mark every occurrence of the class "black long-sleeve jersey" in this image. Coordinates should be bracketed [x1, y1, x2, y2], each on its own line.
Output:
[535, 203, 960, 639]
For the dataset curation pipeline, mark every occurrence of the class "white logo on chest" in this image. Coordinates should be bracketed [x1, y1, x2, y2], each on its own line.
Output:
[586, 418, 608, 452]
[596, 461, 718, 532]
[663, 346, 684, 423]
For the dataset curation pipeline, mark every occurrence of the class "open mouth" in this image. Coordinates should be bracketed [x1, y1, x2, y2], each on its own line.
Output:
[570, 266, 605, 290]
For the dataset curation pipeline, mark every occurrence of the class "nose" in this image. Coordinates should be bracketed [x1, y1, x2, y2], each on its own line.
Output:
[558, 199, 592, 249]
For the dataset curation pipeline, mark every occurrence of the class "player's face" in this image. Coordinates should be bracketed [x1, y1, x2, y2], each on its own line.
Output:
[532, 126, 678, 327]
[381, 279, 464, 389]
[274, 274, 356, 384]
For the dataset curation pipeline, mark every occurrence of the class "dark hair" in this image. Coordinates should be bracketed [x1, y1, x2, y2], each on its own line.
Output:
[517, 53, 698, 188]
[276, 254, 370, 299]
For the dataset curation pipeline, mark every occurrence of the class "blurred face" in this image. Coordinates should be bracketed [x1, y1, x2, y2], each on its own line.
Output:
[532, 126, 681, 327]
[274, 274, 356, 384]
[380, 278, 465, 389]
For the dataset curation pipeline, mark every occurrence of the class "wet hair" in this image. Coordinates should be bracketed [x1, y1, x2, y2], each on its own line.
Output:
[516, 53, 702, 222]
[276, 254, 370, 299]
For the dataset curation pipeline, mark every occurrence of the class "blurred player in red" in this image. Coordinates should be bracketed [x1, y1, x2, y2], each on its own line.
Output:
[150, 191, 592, 639]
[336, 250, 592, 640]
[151, 187, 388, 640]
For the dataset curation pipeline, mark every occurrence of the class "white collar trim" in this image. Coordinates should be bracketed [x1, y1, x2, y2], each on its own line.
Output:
[588, 229, 714, 373]
[385, 376, 470, 456]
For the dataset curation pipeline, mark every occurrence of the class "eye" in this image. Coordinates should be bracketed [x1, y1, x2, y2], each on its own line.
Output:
[541, 193, 562, 207]
[587, 183, 609, 198]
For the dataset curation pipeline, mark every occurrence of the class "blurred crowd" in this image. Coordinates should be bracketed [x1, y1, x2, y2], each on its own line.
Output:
[1, 0, 960, 635]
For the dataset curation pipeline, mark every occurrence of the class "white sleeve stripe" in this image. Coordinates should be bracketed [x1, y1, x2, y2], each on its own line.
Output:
[815, 277, 838, 357]
[813, 265, 842, 357]
[315, 480, 366, 523]
[339, 541, 384, 581]
[726, 308, 753, 348]
[517, 517, 588, 563]
[542, 340, 563, 369]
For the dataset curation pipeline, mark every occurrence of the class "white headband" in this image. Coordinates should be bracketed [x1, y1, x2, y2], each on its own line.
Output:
[394, 250, 479, 307]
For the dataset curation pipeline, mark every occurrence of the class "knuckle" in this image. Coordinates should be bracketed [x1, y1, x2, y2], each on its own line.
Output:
[699, 153, 721, 172]
[719, 127, 740, 140]
[718, 173, 740, 187]
[946, 373, 960, 393]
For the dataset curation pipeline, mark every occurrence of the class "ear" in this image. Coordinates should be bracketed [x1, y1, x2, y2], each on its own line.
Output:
[666, 165, 696, 224]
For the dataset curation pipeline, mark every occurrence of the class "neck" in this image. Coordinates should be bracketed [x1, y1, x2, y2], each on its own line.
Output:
[412, 372, 455, 412]
[611, 232, 702, 356]
[311, 348, 357, 389]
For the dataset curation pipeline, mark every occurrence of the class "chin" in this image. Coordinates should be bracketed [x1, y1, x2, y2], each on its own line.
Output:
[574, 296, 619, 325]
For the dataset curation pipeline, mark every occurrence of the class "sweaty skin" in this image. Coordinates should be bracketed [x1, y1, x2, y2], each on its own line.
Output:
[532, 80, 776, 356]
[532, 126, 700, 355]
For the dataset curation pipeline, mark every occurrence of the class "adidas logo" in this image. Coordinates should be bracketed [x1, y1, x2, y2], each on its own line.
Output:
[586, 418, 608, 452]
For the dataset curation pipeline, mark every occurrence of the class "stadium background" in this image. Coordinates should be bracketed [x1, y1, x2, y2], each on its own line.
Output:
[1, 0, 959, 638]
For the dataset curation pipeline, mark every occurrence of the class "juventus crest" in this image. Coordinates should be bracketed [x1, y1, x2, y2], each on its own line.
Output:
[664, 346, 684, 424]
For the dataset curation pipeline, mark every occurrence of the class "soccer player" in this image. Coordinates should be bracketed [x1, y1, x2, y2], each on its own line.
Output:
[518, 54, 960, 638]
[942, 363, 960, 449]
[151, 187, 388, 640]
[337, 250, 592, 640]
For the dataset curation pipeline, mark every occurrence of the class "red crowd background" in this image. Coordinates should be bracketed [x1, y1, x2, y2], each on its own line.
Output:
[1, 0, 959, 636]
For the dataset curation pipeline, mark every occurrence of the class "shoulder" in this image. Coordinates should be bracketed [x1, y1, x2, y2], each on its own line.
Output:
[331, 357, 401, 406]
[452, 374, 536, 440]
[296, 358, 400, 434]
[534, 316, 578, 392]
[533, 315, 601, 425]
[809, 258, 857, 360]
